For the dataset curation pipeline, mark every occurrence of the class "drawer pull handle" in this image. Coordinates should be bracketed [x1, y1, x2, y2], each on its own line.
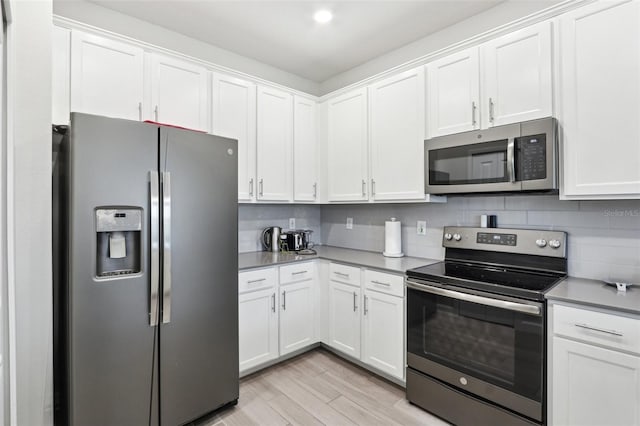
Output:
[574, 323, 623, 337]
[292, 270, 307, 275]
[372, 280, 391, 287]
[334, 272, 350, 278]
[247, 278, 266, 284]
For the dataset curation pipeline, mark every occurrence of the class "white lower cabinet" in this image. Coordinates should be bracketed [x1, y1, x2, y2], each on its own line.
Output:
[328, 280, 362, 358]
[240, 261, 406, 382]
[327, 263, 406, 381]
[238, 285, 278, 373]
[362, 289, 404, 380]
[279, 263, 316, 355]
[550, 302, 640, 426]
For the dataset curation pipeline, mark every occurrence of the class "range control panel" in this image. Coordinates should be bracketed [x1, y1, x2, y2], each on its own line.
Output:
[476, 232, 517, 246]
[442, 226, 567, 258]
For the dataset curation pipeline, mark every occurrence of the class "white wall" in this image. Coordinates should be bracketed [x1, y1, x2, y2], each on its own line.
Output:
[53, 0, 321, 96]
[4, 0, 53, 424]
[320, 0, 563, 94]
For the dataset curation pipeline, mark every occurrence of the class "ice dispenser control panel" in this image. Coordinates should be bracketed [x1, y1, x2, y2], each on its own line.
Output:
[96, 208, 142, 278]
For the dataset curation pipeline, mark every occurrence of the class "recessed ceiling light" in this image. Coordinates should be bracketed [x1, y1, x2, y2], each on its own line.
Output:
[314, 10, 333, 24]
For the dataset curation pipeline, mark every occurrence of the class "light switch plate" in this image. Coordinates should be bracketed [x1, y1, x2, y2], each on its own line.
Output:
[289, 218, 296, 229]
[346, 217, 353, 229]
[417, 221, 427, 235]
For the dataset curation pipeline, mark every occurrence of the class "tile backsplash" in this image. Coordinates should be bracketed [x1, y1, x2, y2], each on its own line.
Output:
[320, 196, 640, 283]
[239, 204, 322, 253]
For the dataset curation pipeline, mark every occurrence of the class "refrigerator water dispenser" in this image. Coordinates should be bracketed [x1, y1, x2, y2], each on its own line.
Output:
[95, 208, 142, 277]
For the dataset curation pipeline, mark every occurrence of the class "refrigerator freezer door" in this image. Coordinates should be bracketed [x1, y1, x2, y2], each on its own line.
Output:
[158, 128, 239, 425]
[66, 113, 159, 425]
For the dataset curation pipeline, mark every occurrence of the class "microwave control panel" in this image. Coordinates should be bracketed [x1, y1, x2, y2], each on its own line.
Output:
[517, 134, 547, 181]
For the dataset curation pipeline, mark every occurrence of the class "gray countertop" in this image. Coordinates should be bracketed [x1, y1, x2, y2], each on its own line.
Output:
[239, 246, 439, 274]
[546, 276, 640, 316]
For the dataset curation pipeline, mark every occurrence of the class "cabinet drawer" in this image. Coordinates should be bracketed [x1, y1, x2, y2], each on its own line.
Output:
[364, 269, 404, 297]
[280, 262, 315, 285]
[329, 263, 361, 287]
[239, 267, 277, 294]
[553, 304, 640, 355]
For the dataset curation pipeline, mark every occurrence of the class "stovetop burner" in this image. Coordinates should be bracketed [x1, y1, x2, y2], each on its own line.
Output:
[406, 226, 568, 301]
[407, 261, 565, 301]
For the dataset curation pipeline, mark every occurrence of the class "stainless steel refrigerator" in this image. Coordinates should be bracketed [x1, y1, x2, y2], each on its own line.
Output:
[53, 112, 239, 425]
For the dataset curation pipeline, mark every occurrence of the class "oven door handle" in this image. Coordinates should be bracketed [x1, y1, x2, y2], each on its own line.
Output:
[406, 281, 541, 316]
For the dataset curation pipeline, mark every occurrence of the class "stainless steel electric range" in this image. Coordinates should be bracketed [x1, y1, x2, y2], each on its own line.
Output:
[406, 226, 568, 426]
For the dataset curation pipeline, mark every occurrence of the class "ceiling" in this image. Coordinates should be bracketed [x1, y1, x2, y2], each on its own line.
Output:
[87, 0, 505, 82]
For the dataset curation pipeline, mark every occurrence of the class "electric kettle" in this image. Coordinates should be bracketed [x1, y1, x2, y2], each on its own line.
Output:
[261, 226, 282, 252]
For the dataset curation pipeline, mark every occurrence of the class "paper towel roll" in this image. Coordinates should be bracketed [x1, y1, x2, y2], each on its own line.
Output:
[383, 218, 404, 258]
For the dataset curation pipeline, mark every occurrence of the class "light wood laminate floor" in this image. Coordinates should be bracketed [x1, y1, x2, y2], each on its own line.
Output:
[205, 348, 450, 426]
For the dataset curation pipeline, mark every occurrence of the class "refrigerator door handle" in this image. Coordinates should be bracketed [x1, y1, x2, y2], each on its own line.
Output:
[149, 171, 160, 327]
[162, 171, 172, 324]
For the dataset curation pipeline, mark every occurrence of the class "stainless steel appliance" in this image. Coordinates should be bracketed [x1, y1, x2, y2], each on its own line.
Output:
[53, 113, 239, 425]
[406, 226, 568, 426]
[261, 226, 282, 252]
[425, 117, 558, 194]
[281, 229, 315, 252]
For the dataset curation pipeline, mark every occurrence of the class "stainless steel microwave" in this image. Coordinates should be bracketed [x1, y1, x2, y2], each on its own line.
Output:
[425, 117, 558, 195]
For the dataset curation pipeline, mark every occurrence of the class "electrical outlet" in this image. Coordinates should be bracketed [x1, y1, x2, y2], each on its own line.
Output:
[346, 217, 353, 230]
[417, 221, 427, 235]
[289, 218, 296, 229]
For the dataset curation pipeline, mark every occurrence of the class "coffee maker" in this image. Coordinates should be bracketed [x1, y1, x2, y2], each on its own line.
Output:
[281, 229, 315, 254]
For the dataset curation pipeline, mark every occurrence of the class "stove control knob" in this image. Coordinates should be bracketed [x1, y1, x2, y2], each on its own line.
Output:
[444, 233, 453, 241]
[535, 239, 547, 248]
[549, 239, 562, 249]
[453, 233, 462, 241]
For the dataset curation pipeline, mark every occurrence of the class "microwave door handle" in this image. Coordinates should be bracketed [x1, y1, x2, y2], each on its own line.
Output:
[507, 137, 516, 183]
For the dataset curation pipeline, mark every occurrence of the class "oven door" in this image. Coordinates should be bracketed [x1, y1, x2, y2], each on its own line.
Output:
[406, 279, 544, 422]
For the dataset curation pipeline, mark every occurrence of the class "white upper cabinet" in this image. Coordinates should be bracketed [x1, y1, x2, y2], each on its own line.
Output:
[427, 48, 480, 137]
[149, 53, 209, 132]
[53, 25, 71, 124]
[559, 0, 640, 199]
[256, 85, 293, 201]
[481, 21, 552, 128]
[327, 88, 369, 201]
[427, 22, 552, 137]
[212, 73, 257, 201]
[70, 31, 144, 121]
[293, 96, 318, 202]
[369, 67, 425, 200]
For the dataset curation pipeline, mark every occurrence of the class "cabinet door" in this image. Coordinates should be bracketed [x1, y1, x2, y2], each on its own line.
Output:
[53, 25, 71, 124]
[239, 288, 278, 373]
[328, 281, 361, 358]
[293, 96, 318, 202]
[327, 88, 368, 201]
[279, 280, 315, 355]
[559, 0, 640, 198]
[427, 48, 480, 137]
[552, 337, 640, 426]
[212, 74, 256, 201]
[70, 31, 143, 121]
[481, 21, 552, 128]
[150, 54, 209, 132]
[362, 290, 404, 380]
[256, 85, 293, 201]
[369, 67, 425, 200]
